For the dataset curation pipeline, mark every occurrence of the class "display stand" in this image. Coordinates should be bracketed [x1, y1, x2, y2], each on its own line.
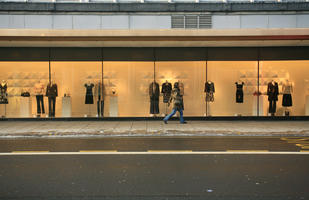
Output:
[62, 97, 71, 117]
[20, 97, 32, 117]
[206, 102, 211, 116]
[306, 95, 309, 116]
[109, 96, 118, 117]
[0, 104, 6, 118]
[84, 105, 91, 117]
[253, 95, 264, 116]
[235, 103, 242, 116]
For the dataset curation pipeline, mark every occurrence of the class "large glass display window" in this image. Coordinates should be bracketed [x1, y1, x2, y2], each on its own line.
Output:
[156, 61, 206, 117]
[259, 60, 309, 116]
[207, 61, 258, 116]
[0, 61, 49, 118]
[50, 62, 102, 117]
[103, 61, 154, 117]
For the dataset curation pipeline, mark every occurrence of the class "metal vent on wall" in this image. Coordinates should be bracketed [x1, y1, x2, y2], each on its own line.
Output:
[172, 15, 212, 29]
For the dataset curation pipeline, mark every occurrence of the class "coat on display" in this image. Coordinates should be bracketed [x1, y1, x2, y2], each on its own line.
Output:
[267, 81, 279, 114]
[149, 81, 160, 114]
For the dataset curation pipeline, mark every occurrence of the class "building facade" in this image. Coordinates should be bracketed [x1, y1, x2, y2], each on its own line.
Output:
[0, 2, 309, 118]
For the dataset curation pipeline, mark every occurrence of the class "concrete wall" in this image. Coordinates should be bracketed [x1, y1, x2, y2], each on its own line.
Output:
[1, 14, 309, 29]
[213, 14, 309, 29]
[0, 14, 171, 29]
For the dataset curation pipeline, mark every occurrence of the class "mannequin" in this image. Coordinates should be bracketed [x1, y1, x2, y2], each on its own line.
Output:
[34, 80, 45, 116]
[149, 81, 160, 115]
[282, 79, 293, 116]
[84, 80, 94, 117]
[267, 80, 279, 116]
[205, 81, 215, 102]
[46, 80, 58, 117]
[95, 80, 105, 117]
[204, 81, 215, 116]
[0, 80, 8, 104]
[161, 80, 172, 115]
[235, 81, 245, 103]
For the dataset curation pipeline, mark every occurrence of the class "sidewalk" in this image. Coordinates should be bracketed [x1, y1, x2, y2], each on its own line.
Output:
[0, 120, 309, 138]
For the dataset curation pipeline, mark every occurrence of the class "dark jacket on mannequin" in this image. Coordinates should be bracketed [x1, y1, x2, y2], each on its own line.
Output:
[267, 82, 279, 101]
[205, 81, 215, 93]
[46, 83, 58, 97]
[161, 82, 172, 94]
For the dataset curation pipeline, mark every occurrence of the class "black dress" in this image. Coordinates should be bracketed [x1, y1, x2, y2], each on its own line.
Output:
[235, 82, 244, 103]
[85, 83, 94, 104]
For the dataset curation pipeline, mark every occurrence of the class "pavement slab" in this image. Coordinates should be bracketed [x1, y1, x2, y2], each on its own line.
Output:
[0, 120, 309, 138]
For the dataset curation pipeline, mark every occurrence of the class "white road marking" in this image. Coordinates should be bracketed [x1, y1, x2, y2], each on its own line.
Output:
[0, 151, 308, 156]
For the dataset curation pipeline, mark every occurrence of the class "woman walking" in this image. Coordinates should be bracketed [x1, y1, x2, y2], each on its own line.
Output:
[163, 82, 187, 124]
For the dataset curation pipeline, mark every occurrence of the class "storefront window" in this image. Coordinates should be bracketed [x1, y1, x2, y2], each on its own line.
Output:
[103, 61, 154, 117]
[50, 61, 101, 117]
[0, 61, 49, 118]
[156, 61, 206, 116]
[260, 60, 309, 116]
[207, 61, 258, 116]
[1, 48, 309, 118]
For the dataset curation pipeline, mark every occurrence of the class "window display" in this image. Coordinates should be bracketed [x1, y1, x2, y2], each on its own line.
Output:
[0, 57, 308, 118]
[260, 60, 309, 116]
[156, 61, 205, 117]
[51, 61, 101, 117]
[0, 62, 49, 117]
[207, 61, 257, 116]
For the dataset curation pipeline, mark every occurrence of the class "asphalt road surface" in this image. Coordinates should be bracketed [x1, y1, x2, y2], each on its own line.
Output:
[0, 136, 306, 152]
[0, 137, 308, 200]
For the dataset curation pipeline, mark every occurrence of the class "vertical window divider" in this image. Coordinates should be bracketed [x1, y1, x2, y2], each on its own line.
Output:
[153, 48, 156, 82]
[205, 48, 208, 117]
[101, 48, 104, 86]
[48, 47, 51, 84]
[257, 48, 260, 117]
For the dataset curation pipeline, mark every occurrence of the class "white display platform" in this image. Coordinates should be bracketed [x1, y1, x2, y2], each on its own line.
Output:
[252, 95, 265, 116]
[306, 95, 309, 116]
[20, 97, 32, 117]
[109, 96, 118, 117]
[62, 97, 72, 117]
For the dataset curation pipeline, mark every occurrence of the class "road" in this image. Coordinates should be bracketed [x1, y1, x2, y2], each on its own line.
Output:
[0, 136, 308, 200]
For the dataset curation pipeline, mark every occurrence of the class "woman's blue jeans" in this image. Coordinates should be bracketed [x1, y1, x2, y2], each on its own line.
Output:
[163, 108, 184, 123]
